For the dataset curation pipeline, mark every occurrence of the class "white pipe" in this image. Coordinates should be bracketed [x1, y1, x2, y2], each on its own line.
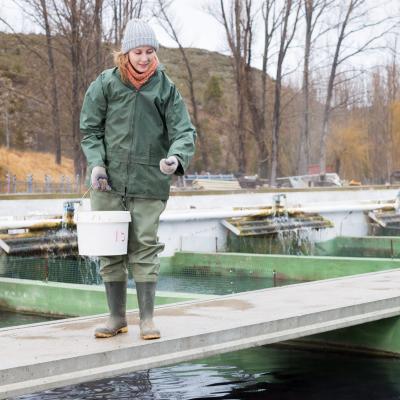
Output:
[0, 201, 396, 229]
[161, 201, 396, 222]
[0, 219, 62, 231]
[287, 202, 396, 214]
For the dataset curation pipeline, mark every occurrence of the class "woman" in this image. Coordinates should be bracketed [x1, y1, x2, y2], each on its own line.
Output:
[80, 19, 196, 340]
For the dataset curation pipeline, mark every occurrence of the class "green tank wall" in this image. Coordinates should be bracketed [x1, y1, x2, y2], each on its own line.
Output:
[0, 277, 213, 317]
[314, 236, 400, 258]
[169, 251, 400, 282]
[226, 234, 400, 258]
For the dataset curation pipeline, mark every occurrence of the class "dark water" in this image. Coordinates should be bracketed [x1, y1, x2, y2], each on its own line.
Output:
[150, 274, 291, 296]
[13, 346, 400, 400]
[0, 310, 56, 328]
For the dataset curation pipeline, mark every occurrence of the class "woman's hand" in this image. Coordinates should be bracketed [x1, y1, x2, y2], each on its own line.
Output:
[159, 156, 178, 175]
[91, 166, 111, 191]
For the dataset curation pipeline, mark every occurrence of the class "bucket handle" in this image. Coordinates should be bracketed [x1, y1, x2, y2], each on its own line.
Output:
[80, 186, 127, 211]
[81, 185, 93, 199]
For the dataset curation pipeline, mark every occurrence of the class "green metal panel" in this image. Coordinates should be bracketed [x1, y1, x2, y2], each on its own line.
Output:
[315, 236, 400, 258]
[301, 317, 400, 356]
[170, 251, 400, 282]
[226, 234, 400, 258]
[0, 277, 213, 317]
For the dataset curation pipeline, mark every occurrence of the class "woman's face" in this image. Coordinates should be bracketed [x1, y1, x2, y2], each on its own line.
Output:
[128, 46, 156, 73]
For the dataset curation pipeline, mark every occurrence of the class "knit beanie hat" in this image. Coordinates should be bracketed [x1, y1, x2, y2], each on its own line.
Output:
[121, 19, 159, 53]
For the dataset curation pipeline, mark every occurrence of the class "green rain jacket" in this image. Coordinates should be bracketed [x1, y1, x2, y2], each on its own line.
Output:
[80, 65, 196, 200]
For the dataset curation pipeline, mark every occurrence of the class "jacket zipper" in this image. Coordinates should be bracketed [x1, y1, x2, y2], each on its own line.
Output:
[123, 186, 127, 209]
[124, 72, 158, 196]
[126, 87, 138, 196]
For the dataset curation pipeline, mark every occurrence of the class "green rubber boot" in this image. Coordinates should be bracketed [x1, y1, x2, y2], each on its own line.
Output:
[95, 281, 128, 338]
[136, 282, 160, 340]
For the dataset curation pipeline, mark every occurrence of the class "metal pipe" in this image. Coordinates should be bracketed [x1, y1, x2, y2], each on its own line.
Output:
[4, 241, 78, 256]
[0, 233, 77, 254]
[0, 231, 47, 240]
[0, 201, 396, 229]
[161, 201, 397, 222]
[2, 233, 76, 247]
[0, 219, 62, 231]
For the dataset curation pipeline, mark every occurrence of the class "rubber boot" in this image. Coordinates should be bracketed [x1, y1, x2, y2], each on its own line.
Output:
[136, 282, 161, 340]
[95, 281, 128, 338]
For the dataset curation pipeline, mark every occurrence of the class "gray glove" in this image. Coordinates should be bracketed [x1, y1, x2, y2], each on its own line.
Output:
[160, 156, 179, 175]
[91, 166, 111, 191]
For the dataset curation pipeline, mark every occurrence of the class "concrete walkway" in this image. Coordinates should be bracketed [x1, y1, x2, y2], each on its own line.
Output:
[2, 269, 400, 399]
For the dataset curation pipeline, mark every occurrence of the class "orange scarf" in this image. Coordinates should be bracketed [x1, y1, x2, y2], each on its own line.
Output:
[126, 54, 159, 90]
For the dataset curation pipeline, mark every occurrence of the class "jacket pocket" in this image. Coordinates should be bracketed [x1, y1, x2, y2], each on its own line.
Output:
[149, 144, 167, 166]
[127, 162, 171, 199]
[107, 160, 125, 192]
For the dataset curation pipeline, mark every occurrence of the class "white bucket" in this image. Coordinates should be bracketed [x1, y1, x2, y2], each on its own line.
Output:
[74, 211, 131, 256]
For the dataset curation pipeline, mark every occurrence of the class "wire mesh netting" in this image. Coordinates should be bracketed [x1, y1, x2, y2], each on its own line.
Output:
[2, 229, 394, 299]
[0, 253, 289, 295]
[0, 256, 102, 285]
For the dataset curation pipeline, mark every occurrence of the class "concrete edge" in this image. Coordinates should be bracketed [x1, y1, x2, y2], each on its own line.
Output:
[2, 269, 399, 327]
[2, 304, 400, 399]
[176, 250, 400, 263]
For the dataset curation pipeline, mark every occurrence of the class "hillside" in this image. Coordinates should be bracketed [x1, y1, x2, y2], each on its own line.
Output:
[0, 147, 74, 183]
[0, 32, 309, 179]
[0, 32, 241, 174]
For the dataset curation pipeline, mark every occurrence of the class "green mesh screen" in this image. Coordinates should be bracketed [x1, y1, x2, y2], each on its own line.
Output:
[0, 256, 101, 285]
[0, 253, 286, 296]
[2, 233, 397, 298]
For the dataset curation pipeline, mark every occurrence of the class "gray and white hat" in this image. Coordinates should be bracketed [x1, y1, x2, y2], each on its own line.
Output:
[121, 19, 159, 53]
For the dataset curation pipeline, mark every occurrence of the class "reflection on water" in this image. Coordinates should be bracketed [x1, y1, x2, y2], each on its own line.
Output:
[154, 274, 292, 296]
[14, 346, 400, 400]
[0, 310, 56, 329]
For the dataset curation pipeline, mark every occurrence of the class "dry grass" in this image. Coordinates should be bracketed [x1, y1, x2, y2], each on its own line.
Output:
[0, 147, 74, 183]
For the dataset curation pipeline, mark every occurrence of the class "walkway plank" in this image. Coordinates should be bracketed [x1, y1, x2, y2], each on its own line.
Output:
[2, 269, 400, 399]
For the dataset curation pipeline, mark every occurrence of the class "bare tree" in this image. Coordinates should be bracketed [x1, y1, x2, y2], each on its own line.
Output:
[0, 77, 13, 149]
[40, 0, 62, 164]
[297, 0, 331, 175]
[269, 0, 300, 186]
[386, 58, 399, 180]
[70, 0, 85, 176]
[42, 0, 115, 176]
[1, 1, 63, 163]
[244, 0, 280, 178]
[154, 0, 209, 170]
[48, 0, 90, 176]
[110, 0, 145, 46]
[367, 40, 399, 183]
[209, 0, 250, 173]
[94, 0, 104, 75]
[318, 0, 396, 174]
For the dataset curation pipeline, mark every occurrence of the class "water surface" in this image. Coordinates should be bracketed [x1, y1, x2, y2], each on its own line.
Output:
[0, 310, 56, 329]
[14, 346, 400, 400]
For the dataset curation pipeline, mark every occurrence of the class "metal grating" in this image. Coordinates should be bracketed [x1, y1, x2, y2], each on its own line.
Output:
[368, 210, 400, 228]
[0, 233, 77, 256]
[222, 213, 333, 236]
